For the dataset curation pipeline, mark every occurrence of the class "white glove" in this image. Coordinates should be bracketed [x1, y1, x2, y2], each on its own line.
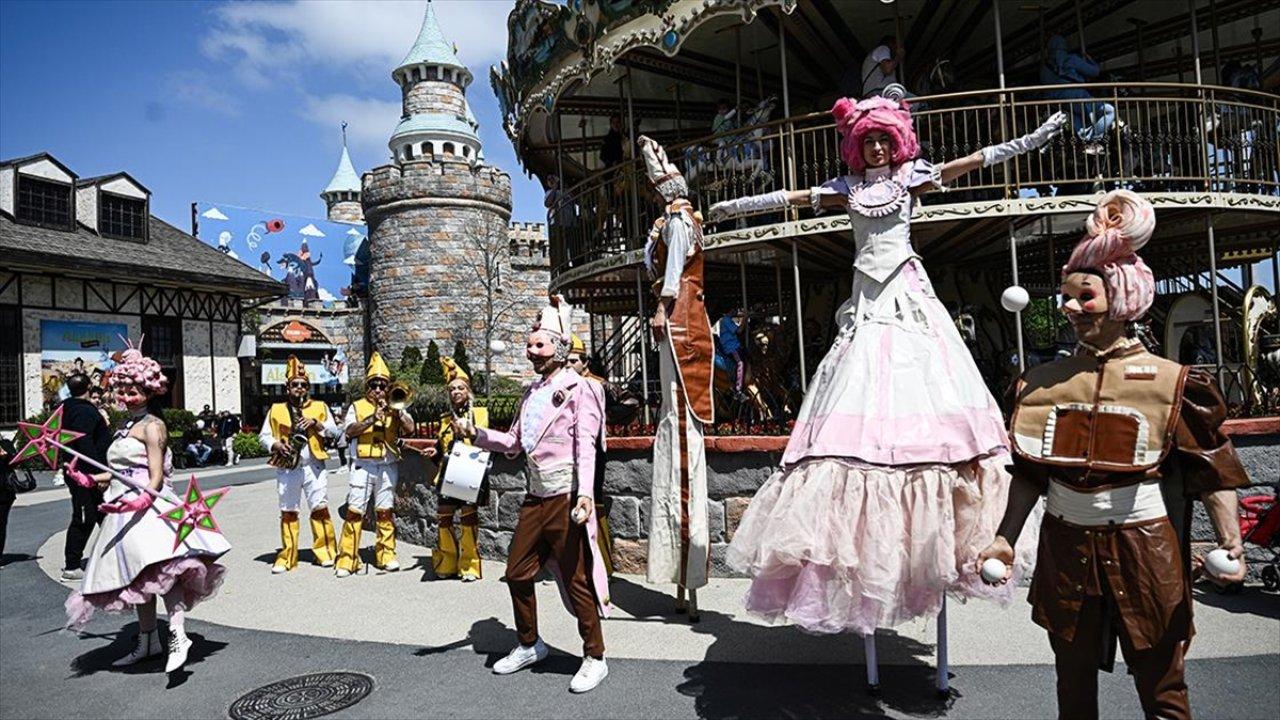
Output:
[980, 111, 1068, 167]
[708, 190, 789, 222]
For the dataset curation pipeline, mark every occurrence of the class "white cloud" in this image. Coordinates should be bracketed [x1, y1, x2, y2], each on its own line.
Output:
[201, 206, 230, 221]
[299, 223, 326, 238]
[301, 94, 401, 155]
[203, 0, 514, 86]
[317, 288, 338, 301]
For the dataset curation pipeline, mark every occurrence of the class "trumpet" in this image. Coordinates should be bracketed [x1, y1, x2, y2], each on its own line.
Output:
[388, 381, 414, 411]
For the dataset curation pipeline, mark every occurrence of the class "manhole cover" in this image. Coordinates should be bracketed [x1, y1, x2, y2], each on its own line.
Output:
[229, 671, 374, 720]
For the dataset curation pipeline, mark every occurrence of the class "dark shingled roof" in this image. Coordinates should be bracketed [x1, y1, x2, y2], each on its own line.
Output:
[1, 211, 285, 299]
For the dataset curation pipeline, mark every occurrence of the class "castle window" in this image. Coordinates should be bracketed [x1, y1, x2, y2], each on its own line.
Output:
[16, 175, 73, 231]
[100, 193, 148, 241]
[422, 141, 433, 156]
[462, 146, 470, 158]
[429, 66, 440, 81]
[443, 143, 455, 156]
[404, 145, 414, 160]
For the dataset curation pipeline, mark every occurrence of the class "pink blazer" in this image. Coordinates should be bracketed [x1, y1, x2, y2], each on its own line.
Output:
[474, 369, 606, 501]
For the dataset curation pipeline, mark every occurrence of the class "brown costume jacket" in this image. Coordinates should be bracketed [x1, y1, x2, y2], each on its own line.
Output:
[649, 199, 714, 424]
[1010, 341, 1249, 650]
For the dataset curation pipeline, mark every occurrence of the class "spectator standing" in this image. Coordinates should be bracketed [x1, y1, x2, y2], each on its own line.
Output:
[56, 372, 113, 581]
[88, 387, 111, 424]
[217, 410, 241, 466]
[0, 435, 18, 562]
[329, 403, 349, 471]
[860, 36, 901, 98]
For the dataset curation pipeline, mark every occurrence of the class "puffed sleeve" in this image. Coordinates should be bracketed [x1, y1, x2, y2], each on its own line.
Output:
[1174, 369, 1250, 496]
[808, 175, 850, 213]
[904, 158, 946, 192]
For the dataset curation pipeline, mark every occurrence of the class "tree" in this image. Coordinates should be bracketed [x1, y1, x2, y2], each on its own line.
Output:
[452, 340, 472, 378]
[460, 212, 524, 399]
[400, 346, 423, 373]
[421, 340, 444, 385]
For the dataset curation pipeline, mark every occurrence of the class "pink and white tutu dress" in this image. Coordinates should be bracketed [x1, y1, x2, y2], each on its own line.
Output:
[726, 160, 1015, 635]
[65, 434, 229, 629]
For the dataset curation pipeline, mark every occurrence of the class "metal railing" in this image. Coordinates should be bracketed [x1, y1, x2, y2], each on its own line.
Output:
[546, 82, 1279, 277]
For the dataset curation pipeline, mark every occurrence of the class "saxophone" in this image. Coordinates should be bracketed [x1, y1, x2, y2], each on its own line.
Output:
[269, 401, 310, 470]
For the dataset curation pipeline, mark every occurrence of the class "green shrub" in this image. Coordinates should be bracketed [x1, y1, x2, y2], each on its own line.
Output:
[421, 340, 444, 385]
[233, 432, 268, 458]
[162, 408, 197, 435]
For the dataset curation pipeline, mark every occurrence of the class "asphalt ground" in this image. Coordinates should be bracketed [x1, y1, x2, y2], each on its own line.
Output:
[1, 463, 1276, 720]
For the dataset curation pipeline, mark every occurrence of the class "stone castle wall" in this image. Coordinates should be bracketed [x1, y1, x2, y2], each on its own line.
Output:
[327, 198, 364, 225]
[365, 158, 552, 377]
[403, 79, 465, 117]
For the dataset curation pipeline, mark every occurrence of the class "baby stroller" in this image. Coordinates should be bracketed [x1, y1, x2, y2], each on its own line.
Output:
[1241, 489, 1280, 591]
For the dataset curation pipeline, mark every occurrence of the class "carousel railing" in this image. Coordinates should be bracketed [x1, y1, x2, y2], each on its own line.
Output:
[547, 82, 1279, 276]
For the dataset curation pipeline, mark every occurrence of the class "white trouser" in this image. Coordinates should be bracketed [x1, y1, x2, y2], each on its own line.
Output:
[648, 342, 710, 590]
[224, 436, 237, 464]
[277, 459, 329, 512]
[347, 458, 397, 512]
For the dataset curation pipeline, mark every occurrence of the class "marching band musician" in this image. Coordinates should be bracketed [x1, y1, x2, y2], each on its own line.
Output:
[335, 351, 415, 577]
[424, 356, 489, 582]
[259, 356, 340, 574]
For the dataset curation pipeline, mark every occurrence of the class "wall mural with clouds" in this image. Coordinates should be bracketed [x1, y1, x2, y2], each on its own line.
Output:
[193, 202, 369, 307]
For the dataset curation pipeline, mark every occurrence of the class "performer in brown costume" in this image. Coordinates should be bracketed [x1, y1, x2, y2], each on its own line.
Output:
[638, 135, 715, 618]
[979, 190, 1249, 720]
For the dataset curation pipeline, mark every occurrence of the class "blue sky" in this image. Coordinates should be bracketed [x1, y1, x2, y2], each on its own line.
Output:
[0, 0, 542, 229]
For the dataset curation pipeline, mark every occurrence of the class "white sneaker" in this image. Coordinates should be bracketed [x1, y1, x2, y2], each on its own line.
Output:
[52, 470, 65, 487]
[271, 564, 288, 575]
[381, 561, 400, 572]
[112, 630, 162, 667]
[165, 632, 192, 673]
[569, 656, 609, 693]
[335, 568, 351, 578]
[61, 568, 85, 581]
[492, 639, 548, 675]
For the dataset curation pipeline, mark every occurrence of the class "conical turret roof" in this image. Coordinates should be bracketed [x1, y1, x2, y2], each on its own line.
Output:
[395, 1, 468, 78]
[323, 145, 361, 195]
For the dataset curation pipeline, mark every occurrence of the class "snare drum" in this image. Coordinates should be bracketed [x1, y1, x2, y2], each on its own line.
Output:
[440, 443, 491, 504]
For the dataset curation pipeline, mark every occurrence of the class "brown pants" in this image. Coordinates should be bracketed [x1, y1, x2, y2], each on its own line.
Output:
[506, 493, 604, 658]
[1050, 594, 1191, 720]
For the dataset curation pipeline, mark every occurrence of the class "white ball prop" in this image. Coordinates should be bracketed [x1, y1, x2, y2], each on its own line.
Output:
[1204, 548, 1240, 578]
[1001, 285, 1030, 313]
[980, 558, 1009, 583]
[489, 339, 508, 354]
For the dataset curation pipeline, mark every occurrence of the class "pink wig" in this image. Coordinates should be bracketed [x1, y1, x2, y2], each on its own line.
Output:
[109, 338, 169, 395]
[831, 96, 919, 172]
[1062, 190, 1157, 321]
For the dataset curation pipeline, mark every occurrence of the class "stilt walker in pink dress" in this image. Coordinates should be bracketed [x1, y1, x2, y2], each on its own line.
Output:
[63, 344, 229, 674]
[711, 96, 1066, 692]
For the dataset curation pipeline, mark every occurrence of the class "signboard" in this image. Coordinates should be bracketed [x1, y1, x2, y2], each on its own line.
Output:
[193, 202, 368, 307]
[261, 319, 329, 345]
[260, 356, 349, 387]
[39, 320, 128, 406]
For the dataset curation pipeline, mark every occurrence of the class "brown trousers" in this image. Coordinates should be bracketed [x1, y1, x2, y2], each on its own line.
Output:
[506, 493, 604, 658]
[1050, 594, 1191, 720]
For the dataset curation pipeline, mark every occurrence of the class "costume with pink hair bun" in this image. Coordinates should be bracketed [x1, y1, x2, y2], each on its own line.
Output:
[1062, 189, 1157, 322]
[109, 340, 170, 396]
[832, 96, 920, 172]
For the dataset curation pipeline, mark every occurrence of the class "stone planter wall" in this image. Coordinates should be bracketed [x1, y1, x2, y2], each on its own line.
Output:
[391, 426, 1278, 579]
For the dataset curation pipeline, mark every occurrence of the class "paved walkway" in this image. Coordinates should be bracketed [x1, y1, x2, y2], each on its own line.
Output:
[2, 470, 1277, 719]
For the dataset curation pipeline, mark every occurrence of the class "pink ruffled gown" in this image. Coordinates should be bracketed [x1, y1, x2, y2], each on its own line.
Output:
[65, 433, 228, 629]
[725, 160, 1014, 635]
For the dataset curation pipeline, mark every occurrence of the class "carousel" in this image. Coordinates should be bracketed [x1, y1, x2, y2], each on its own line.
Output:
[492, 0, 1280, 429]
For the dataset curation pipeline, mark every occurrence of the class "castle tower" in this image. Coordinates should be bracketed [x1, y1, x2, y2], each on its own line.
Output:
[321, 128, 364, 224]
[363, 0, 516, 371]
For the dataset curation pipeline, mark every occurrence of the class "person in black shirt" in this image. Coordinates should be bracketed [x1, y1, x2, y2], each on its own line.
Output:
[216, 410, 241, 466]
[57, 372, 113, 581]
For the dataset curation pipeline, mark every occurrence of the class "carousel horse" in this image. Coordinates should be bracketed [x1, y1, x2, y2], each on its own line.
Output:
[713, 320, 794, 424]
[684, 96, 780, 189]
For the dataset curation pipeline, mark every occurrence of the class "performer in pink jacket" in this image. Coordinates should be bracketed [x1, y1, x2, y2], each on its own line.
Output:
[459, 296, 611, 694]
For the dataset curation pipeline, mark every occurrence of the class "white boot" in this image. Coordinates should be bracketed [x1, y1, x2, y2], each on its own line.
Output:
[112, 629, 162, 667]
[165, 630, 192, 673]
[492, 638, 548, 675]
[569, 656, 609, 693]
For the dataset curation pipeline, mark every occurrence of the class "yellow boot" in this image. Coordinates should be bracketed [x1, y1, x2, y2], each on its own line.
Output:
[310, 507, 337, 567]
[458, 509, 482, 581]
[273, 511, 299, 573]
[596, 503, 615, 578]
[335, 509, 363, 577]
[433, 515, 459, 579]
[375, 508, 399, 571]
